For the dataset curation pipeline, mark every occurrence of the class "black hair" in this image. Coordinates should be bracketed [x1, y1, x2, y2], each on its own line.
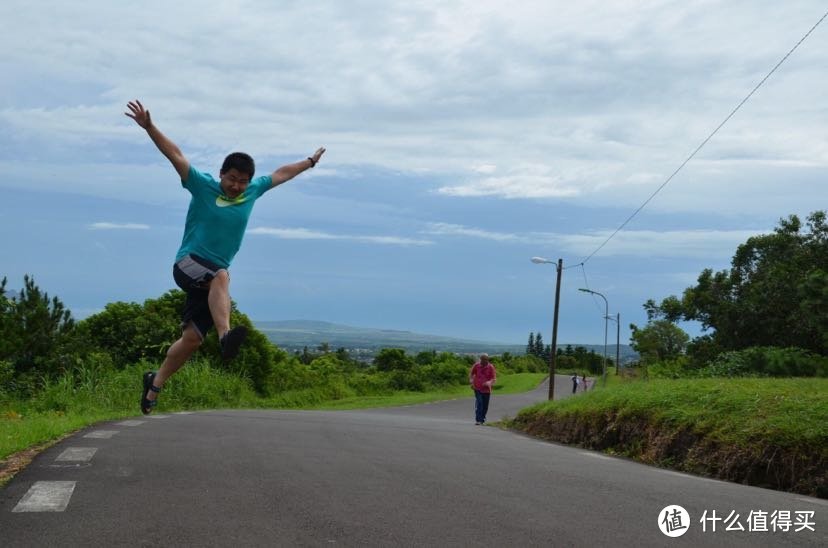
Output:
[221, 152, 255, 178]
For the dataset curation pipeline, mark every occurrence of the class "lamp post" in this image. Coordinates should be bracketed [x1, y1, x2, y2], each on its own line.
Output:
[531, 257, 562, 400]
[578, 288, 608, 387]
[604, 312, 621, 375]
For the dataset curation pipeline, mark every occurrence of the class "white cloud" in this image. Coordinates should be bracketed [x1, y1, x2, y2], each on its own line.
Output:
[248, 227, 338, 240]
[473, 164, 497, 174]
[1, 0, 824, 218]
[424, 223, 521, 242]
[437, 167, 582, 199]
[425, 221, 765, 259]
[248, 227, 433, 246]
[89, 222, 150, 230]
[551, 229, 764, 259]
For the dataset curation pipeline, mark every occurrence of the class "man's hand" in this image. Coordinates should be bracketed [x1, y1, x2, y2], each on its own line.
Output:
[125, 100, 152, 130]
[310, 147, 326, 165]
[270, 147, 328, 188]
[124, 99, 189, 180]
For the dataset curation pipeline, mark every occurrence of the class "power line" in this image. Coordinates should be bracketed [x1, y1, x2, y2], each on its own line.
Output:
[580, 8, 828, 265]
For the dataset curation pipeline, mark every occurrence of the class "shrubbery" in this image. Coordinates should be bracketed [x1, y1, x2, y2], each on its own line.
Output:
[639, 346, 828, 379]
[497, 353, 546, 374]
[1, 273, 495, 409]
[701, 346, 828, 378]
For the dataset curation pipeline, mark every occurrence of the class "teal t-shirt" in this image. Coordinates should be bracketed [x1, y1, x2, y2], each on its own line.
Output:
[175, 165, 271, 268]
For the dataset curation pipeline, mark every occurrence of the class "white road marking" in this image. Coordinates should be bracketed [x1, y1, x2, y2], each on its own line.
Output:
[117, 420, 145, 426]
[56, 447, 98, 462]
[83, 430, 119, 439]
[12, 481, 76, 512]
[174, 411, 195, 415]
[148, 415, 169, 419]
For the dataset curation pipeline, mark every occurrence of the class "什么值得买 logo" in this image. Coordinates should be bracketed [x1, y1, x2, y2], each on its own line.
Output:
[658, 505, 690, 537]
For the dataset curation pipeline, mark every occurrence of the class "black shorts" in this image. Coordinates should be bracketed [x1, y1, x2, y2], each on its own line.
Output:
[172, 254, 227, 339]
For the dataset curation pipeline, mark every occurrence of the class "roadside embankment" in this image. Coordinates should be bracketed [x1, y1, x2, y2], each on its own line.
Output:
[508, 377, 827, 498]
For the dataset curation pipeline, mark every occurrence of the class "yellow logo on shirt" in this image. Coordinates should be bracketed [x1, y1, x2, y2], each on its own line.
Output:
[216, 195, 248, 208]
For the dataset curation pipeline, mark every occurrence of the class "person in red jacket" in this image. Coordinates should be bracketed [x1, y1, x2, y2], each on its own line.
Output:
[469, 353, 497, 425]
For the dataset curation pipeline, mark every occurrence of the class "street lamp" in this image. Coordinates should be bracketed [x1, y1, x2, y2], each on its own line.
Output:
[604, 312, 621, 375]
[531, 257, 563, 400]
[578, 288, 608, 387]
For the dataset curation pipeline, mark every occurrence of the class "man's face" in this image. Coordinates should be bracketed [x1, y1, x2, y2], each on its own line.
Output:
[481, 355, 489, 365]
[220, 168, 250, 199]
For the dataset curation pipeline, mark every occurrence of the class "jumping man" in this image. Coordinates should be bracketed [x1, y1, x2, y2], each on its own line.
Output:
[125, 100, 325, 414]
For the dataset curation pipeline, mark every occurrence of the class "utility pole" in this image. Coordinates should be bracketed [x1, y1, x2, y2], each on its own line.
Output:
[531, 257, 563, 400]
[579, 288, 608, 387]
[615, 312, 620, 375]
[548, 259, 563, 400]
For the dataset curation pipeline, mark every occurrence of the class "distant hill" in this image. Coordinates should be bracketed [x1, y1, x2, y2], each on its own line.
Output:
[254, 320, 638, 362]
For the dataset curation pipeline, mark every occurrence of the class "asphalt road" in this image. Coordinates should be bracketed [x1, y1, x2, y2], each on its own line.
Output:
[1, 375, 825, 547]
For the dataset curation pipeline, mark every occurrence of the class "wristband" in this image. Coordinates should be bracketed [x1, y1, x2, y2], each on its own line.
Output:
[307, 157, 316, 168]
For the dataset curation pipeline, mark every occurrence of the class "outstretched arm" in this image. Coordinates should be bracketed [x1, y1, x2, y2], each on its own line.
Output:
[125, 100, 190, 181]
[270, 147, 326, 189]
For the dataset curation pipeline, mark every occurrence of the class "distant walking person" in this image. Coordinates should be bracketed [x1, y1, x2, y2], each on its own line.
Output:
[125, 100, 326, 415]
[582, 374, 589, 392]
[470, 353, 497, 425]
[571, 374, 579, 394]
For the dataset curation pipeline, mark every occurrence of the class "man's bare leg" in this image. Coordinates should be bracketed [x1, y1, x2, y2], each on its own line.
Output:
[207, 269, 247, 360]
[207, 270, 231, 338]
[145, 324, 202, 403]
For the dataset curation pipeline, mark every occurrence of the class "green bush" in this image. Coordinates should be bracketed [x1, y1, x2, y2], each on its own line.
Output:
[702, 346, 828, 378]
[374, 348, 415, 371]
[388, 369, 427, 391]
[423, 360, 468, 386]
[647, 356, 692, 379]
[270, 356, 319, 392]
[0, 360, 13, 397]
[76, 293, 182, 367]
[415, 350, 438, 365]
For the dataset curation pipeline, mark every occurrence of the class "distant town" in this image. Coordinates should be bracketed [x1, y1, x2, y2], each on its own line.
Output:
[254, 320, 638, 363]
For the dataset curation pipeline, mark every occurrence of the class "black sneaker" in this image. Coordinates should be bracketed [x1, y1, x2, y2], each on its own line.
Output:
[220, 326, 248, 361]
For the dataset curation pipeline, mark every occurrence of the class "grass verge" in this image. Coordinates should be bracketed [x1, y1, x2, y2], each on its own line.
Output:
[509, 377, 828, 498]
[0, 367, 545, 484]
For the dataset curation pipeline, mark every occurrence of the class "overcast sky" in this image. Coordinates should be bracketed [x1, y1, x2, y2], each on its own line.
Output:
[2, 1, 826, 346]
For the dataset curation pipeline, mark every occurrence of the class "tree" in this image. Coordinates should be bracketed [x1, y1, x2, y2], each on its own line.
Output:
[629, 319, 690, 364]
[76, 291, 184, 367]
[534, 333, 544, 358]
[78, 290, 281, 394]
[300, 346, 313, 365]
[374, 348, 414, 371]
[527, 332, 535, 356]
[415, 349, 437, 365]
[2, 275, 75, 378]
[0, 277, 14, 361]
[335, 347, 351, 364]
[675, 211, 828, 355]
